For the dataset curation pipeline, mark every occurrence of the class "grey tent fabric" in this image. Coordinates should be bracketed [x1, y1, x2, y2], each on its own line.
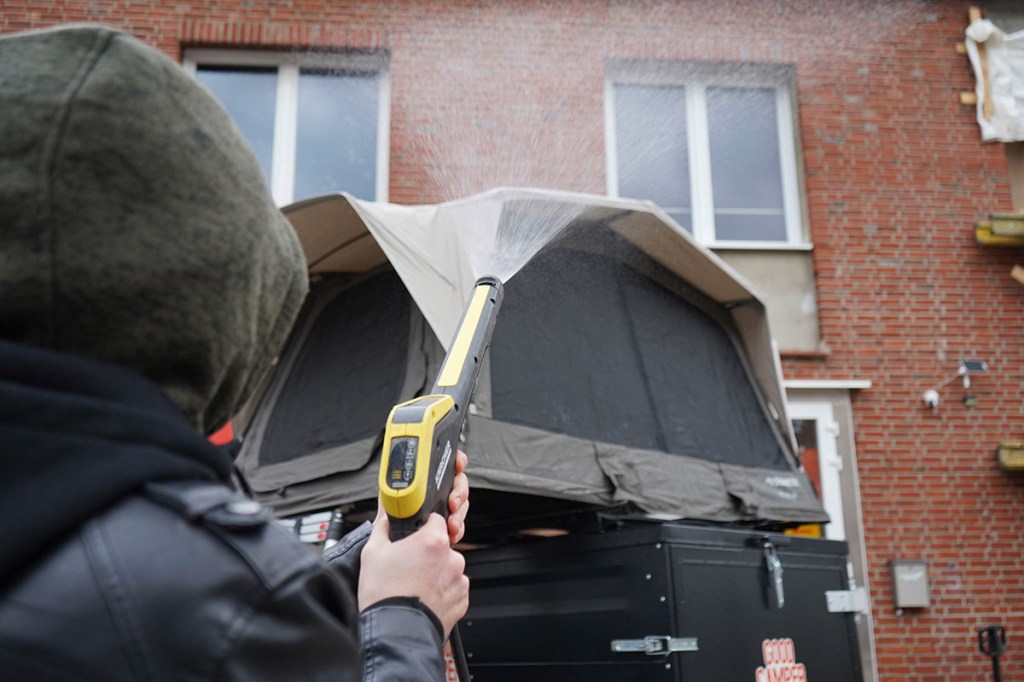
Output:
[237, 188, 827, 525]
[596, 447, 741, 521]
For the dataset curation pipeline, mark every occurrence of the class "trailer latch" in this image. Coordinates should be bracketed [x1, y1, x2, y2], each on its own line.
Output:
[762, 539, 785, 609]
[611, 636, 699, 655]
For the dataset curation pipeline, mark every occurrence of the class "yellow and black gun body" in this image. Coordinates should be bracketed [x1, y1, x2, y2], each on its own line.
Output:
[379, 276, 503, 539]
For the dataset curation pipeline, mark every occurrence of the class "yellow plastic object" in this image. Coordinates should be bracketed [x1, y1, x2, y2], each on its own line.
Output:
[436, 285, 491, 388]
[975, 221, 1024, 247]
[378, 395, 455, 518]
[997, 442, 1024, 471]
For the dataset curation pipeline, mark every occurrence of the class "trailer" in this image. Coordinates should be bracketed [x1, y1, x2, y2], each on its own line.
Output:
[237, 187, 864, 681]
[461, 524, 862, 681]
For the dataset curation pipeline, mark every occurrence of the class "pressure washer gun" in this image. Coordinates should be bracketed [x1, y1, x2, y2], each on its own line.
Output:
[378, 275, 503, 537]
[377, 275, 503, 682]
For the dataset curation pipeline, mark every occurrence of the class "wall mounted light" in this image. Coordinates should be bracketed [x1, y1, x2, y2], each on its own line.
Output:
[922, 359, 988, 410]
[958, 359, 988, 389]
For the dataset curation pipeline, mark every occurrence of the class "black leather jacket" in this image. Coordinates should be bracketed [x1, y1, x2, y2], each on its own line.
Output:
[0, 343, 446, 681]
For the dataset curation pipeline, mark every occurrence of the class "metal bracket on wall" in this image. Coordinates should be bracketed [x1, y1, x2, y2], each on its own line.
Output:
[611, 636, 699, 656]
[825, 587, 870, 614]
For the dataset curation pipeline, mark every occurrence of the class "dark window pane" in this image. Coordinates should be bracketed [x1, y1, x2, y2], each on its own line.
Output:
[667, 209, 692, 232]
[707, 86, 786, 241]
[614, 84, 691, 232]
[294, 70, 379, 201]
[713, 212, 787, 242]
[793, 418, 822, 499]
[986, 0, 1024, 33]
[196, 67, 276, 186]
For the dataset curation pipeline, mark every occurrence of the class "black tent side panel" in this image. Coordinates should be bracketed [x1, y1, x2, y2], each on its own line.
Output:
[237, 267, 437, 501]
[260, 270, 410, 465]
[490, 245, 790, 471]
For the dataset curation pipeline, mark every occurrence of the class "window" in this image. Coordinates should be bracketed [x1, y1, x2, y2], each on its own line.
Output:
[606, 62, 803, 246]
[987, 0, 1024, 34]
[183, 49, 389, 206]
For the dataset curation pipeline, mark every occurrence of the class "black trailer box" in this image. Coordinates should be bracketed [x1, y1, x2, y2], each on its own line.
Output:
[461, 522, 863, 682]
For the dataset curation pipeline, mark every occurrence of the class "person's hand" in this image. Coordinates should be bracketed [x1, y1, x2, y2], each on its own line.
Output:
[447, 449, 469, 545]
[358, 509, 470, 638]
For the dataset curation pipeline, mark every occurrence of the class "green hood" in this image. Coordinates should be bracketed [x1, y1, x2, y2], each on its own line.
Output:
[0, 25, 309, 434]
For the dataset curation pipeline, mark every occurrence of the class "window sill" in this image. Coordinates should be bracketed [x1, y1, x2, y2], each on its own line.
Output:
[708, 241, 814, 252]
[779, 349, 830, 361]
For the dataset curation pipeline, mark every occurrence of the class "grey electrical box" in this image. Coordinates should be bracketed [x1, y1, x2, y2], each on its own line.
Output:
[891, 559, 930, 608]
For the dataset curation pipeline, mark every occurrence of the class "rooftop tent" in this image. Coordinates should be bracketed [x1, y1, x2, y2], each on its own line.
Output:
[237, 188, 827, 527]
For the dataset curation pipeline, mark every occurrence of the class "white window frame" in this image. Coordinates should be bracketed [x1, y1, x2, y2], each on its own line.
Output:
[183, 49, 390, 206]
[605, 62, 806, 248]
[787, 400, 846, 541]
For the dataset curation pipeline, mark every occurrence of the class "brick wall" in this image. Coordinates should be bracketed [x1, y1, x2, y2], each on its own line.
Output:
[5, 1, 1022, 679]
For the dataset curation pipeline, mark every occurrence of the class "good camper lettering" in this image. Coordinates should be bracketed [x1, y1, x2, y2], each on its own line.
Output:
[755, 638, 808, 682]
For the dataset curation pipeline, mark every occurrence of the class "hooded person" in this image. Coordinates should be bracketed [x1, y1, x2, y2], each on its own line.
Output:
[0, 24, 469, 680]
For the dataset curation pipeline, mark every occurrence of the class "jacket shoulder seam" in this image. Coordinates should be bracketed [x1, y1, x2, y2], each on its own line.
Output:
[207, 563, 339, 681]
[82, 518, 162, 681]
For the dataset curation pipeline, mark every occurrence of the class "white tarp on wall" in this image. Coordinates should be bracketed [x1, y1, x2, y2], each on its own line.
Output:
[966, 19, 1024, 142]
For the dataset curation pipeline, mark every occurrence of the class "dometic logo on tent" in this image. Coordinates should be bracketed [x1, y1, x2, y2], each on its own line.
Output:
[755, 638, 807, 682]
[765, 476, 801, 500]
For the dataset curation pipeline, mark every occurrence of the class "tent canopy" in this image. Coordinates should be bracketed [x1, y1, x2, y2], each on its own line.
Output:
[239, 188, 827, 527]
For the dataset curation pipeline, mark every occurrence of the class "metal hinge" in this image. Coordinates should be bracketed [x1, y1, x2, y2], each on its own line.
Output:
[611, 636, 699, 656]
[825, 587, 870, 614]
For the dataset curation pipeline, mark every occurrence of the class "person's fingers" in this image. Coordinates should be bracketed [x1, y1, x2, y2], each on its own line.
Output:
[422, 512, 450, 539]
[448, 469, 469, 543]
[448, 497, 469, 544]
[358, 511, 470, 628]
[451, 496, 469, 526]
[449, 472, 469, 514]
[455, 449, 468, 475]
[365, 504, 392, 549]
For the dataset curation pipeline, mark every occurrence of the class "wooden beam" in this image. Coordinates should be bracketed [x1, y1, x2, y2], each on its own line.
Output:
[1012, 265, 1024, 286]
[979, 44, 994, 120]
[1006, 143, 1024, 212]
[967, 6, 994, 120]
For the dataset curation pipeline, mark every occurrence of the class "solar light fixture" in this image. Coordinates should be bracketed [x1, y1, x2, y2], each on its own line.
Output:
[958, 359, 988, 389]
[922, 359, 988, 410]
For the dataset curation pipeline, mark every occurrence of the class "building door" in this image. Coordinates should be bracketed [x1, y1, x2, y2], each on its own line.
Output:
[788, 400, 845, 540]
[786, 394, 877, 681]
